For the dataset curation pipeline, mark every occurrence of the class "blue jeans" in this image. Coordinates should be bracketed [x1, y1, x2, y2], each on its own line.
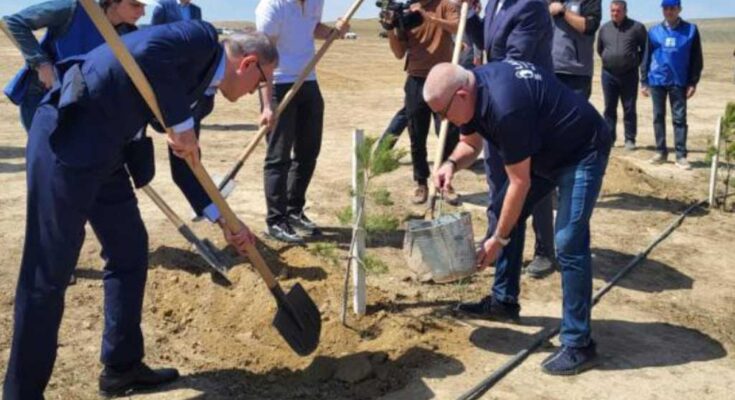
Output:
[491, 149, 610, 347]
[483, 140, 556, 258]
[650, 85, 688, 158]
[602, 69, 639, 144]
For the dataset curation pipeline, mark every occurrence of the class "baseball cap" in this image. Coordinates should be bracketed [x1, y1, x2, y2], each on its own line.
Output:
[661, 0, 681, 7]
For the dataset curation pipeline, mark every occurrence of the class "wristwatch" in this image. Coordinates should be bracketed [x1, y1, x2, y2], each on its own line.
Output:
[444, 158, 458, 171]
[491, 233, 511, 247]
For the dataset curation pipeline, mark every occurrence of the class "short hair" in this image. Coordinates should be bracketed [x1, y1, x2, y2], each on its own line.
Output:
[99, 0, 122, 11]
[611, 0, 627, 9]
[221, 28, 279, 66]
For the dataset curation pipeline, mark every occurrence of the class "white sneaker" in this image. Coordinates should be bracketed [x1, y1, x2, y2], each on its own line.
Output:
[676, 157, 691, 170]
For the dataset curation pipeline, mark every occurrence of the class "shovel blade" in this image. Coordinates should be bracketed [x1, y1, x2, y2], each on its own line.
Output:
[272, 283, 321, 356]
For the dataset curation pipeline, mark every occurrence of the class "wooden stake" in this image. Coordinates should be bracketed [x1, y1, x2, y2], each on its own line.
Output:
[351, 129, 366, 316]
[709, 117, 723, 207]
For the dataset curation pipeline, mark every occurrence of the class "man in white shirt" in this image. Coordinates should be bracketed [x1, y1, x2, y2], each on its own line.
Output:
[256, 0, 348, 243]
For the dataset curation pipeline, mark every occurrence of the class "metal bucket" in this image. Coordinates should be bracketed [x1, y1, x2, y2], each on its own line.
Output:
[403, 211, 476, 283]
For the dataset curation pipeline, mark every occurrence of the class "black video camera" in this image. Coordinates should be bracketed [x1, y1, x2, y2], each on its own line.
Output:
[376, 0, 424, 31]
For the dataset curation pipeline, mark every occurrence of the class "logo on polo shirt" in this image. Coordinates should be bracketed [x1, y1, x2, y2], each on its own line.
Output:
[506, 60, 543, 81]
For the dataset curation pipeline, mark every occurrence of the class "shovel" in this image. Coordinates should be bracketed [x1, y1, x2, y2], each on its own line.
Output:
[80, 0, 321, 355]
[141, 185, 229, 278]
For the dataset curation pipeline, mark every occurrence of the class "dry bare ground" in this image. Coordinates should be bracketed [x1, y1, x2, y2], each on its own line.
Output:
[0, 18, 734, 400]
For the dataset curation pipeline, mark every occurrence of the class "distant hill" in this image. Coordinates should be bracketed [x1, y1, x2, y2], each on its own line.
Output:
[687, 18, 735, 43]
[215, 17, 735, 43]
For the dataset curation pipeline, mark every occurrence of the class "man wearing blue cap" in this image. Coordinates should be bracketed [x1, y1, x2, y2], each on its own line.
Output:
[641, 0, 703, 170]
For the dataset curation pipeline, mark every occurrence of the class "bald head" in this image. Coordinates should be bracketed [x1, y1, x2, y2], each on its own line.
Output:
[423, 63, 476, 125]
[423, 63, 470, 106]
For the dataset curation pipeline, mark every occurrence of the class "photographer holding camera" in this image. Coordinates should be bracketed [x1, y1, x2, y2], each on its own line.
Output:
[381, 0, 461, 205]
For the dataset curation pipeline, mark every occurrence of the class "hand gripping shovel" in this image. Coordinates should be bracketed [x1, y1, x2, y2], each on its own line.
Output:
[80, 0, 320, 355]
[216, 0, 366, 193]
[427, 1, 469, 220]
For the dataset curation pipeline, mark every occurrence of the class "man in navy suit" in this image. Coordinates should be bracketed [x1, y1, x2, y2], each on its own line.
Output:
[3, 21, 278, 399]
[152, 0, 202, 24]
[462, 0, 559, 280]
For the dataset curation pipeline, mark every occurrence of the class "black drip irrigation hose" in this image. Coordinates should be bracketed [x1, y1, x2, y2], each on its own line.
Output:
[456, 199, 708, 400]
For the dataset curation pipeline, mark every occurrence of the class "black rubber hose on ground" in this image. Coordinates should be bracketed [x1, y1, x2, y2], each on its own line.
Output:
[456, 199, 708, 400]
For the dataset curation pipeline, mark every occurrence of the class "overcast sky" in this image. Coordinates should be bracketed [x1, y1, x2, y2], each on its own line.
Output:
[1, 0, 733, 25]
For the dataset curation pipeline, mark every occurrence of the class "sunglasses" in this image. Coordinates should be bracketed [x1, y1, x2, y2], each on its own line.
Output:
[437, 90, 458, 120]
[256, 62, 268, 82]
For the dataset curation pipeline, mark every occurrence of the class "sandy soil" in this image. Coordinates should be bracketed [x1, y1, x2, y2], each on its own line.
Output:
[0, 19, 733, 400]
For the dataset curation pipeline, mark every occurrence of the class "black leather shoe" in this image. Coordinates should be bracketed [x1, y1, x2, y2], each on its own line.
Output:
[99, 362, 179, 397]
[455, 295, 521, 323]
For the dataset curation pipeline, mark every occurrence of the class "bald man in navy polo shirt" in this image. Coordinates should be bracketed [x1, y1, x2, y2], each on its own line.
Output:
[425, 61, 612, 375]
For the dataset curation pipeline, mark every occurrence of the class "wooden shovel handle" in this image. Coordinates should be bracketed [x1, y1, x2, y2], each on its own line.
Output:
[78, 0, 279, 289]
[427, 2, 470, 210]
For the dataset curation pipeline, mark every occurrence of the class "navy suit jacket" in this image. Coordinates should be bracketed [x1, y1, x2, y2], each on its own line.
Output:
[50, 20, 222, 168]
[152, 0, 202, 25]
[465, 0, 554, 71]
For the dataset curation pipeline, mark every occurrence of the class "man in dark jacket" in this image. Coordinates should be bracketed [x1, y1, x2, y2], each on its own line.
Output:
[152, 0, 201, 24]
[2, 22, 275, 399]
[597, 0, 647, 149]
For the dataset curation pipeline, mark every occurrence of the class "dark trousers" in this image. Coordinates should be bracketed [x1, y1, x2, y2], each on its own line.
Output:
[483, 141, 555, 258]
[404, 75, 459, 185]
[602, 68, 639, 144]
[168, 95, 215, 216]
[650, 85, 688, 159]
[556, 73, 593, 100]
[264, 81, 324, 226]
[4, 105, 148, 399]
[492, 148, 610, 347]
[19, 78, 46, 134]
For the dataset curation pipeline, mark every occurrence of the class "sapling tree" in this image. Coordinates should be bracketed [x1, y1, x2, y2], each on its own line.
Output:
[341, 136, 406, 324]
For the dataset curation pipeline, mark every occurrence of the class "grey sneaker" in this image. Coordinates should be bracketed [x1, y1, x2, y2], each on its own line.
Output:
[266, 222, 304, 243]
[649, 153, 667, 164]
[288, 212, 322, 236]
[675, 157, 691, 170]
[525, 256, 557, 279]
[624, 140, 636, 151]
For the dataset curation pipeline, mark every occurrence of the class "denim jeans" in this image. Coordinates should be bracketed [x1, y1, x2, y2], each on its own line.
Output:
[650, 85, 688, 158]
[384, 106, 408, 137]
[602, 69, 639, 144]
[490, 148, 610, 347]
[483, 140, 556, 259]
